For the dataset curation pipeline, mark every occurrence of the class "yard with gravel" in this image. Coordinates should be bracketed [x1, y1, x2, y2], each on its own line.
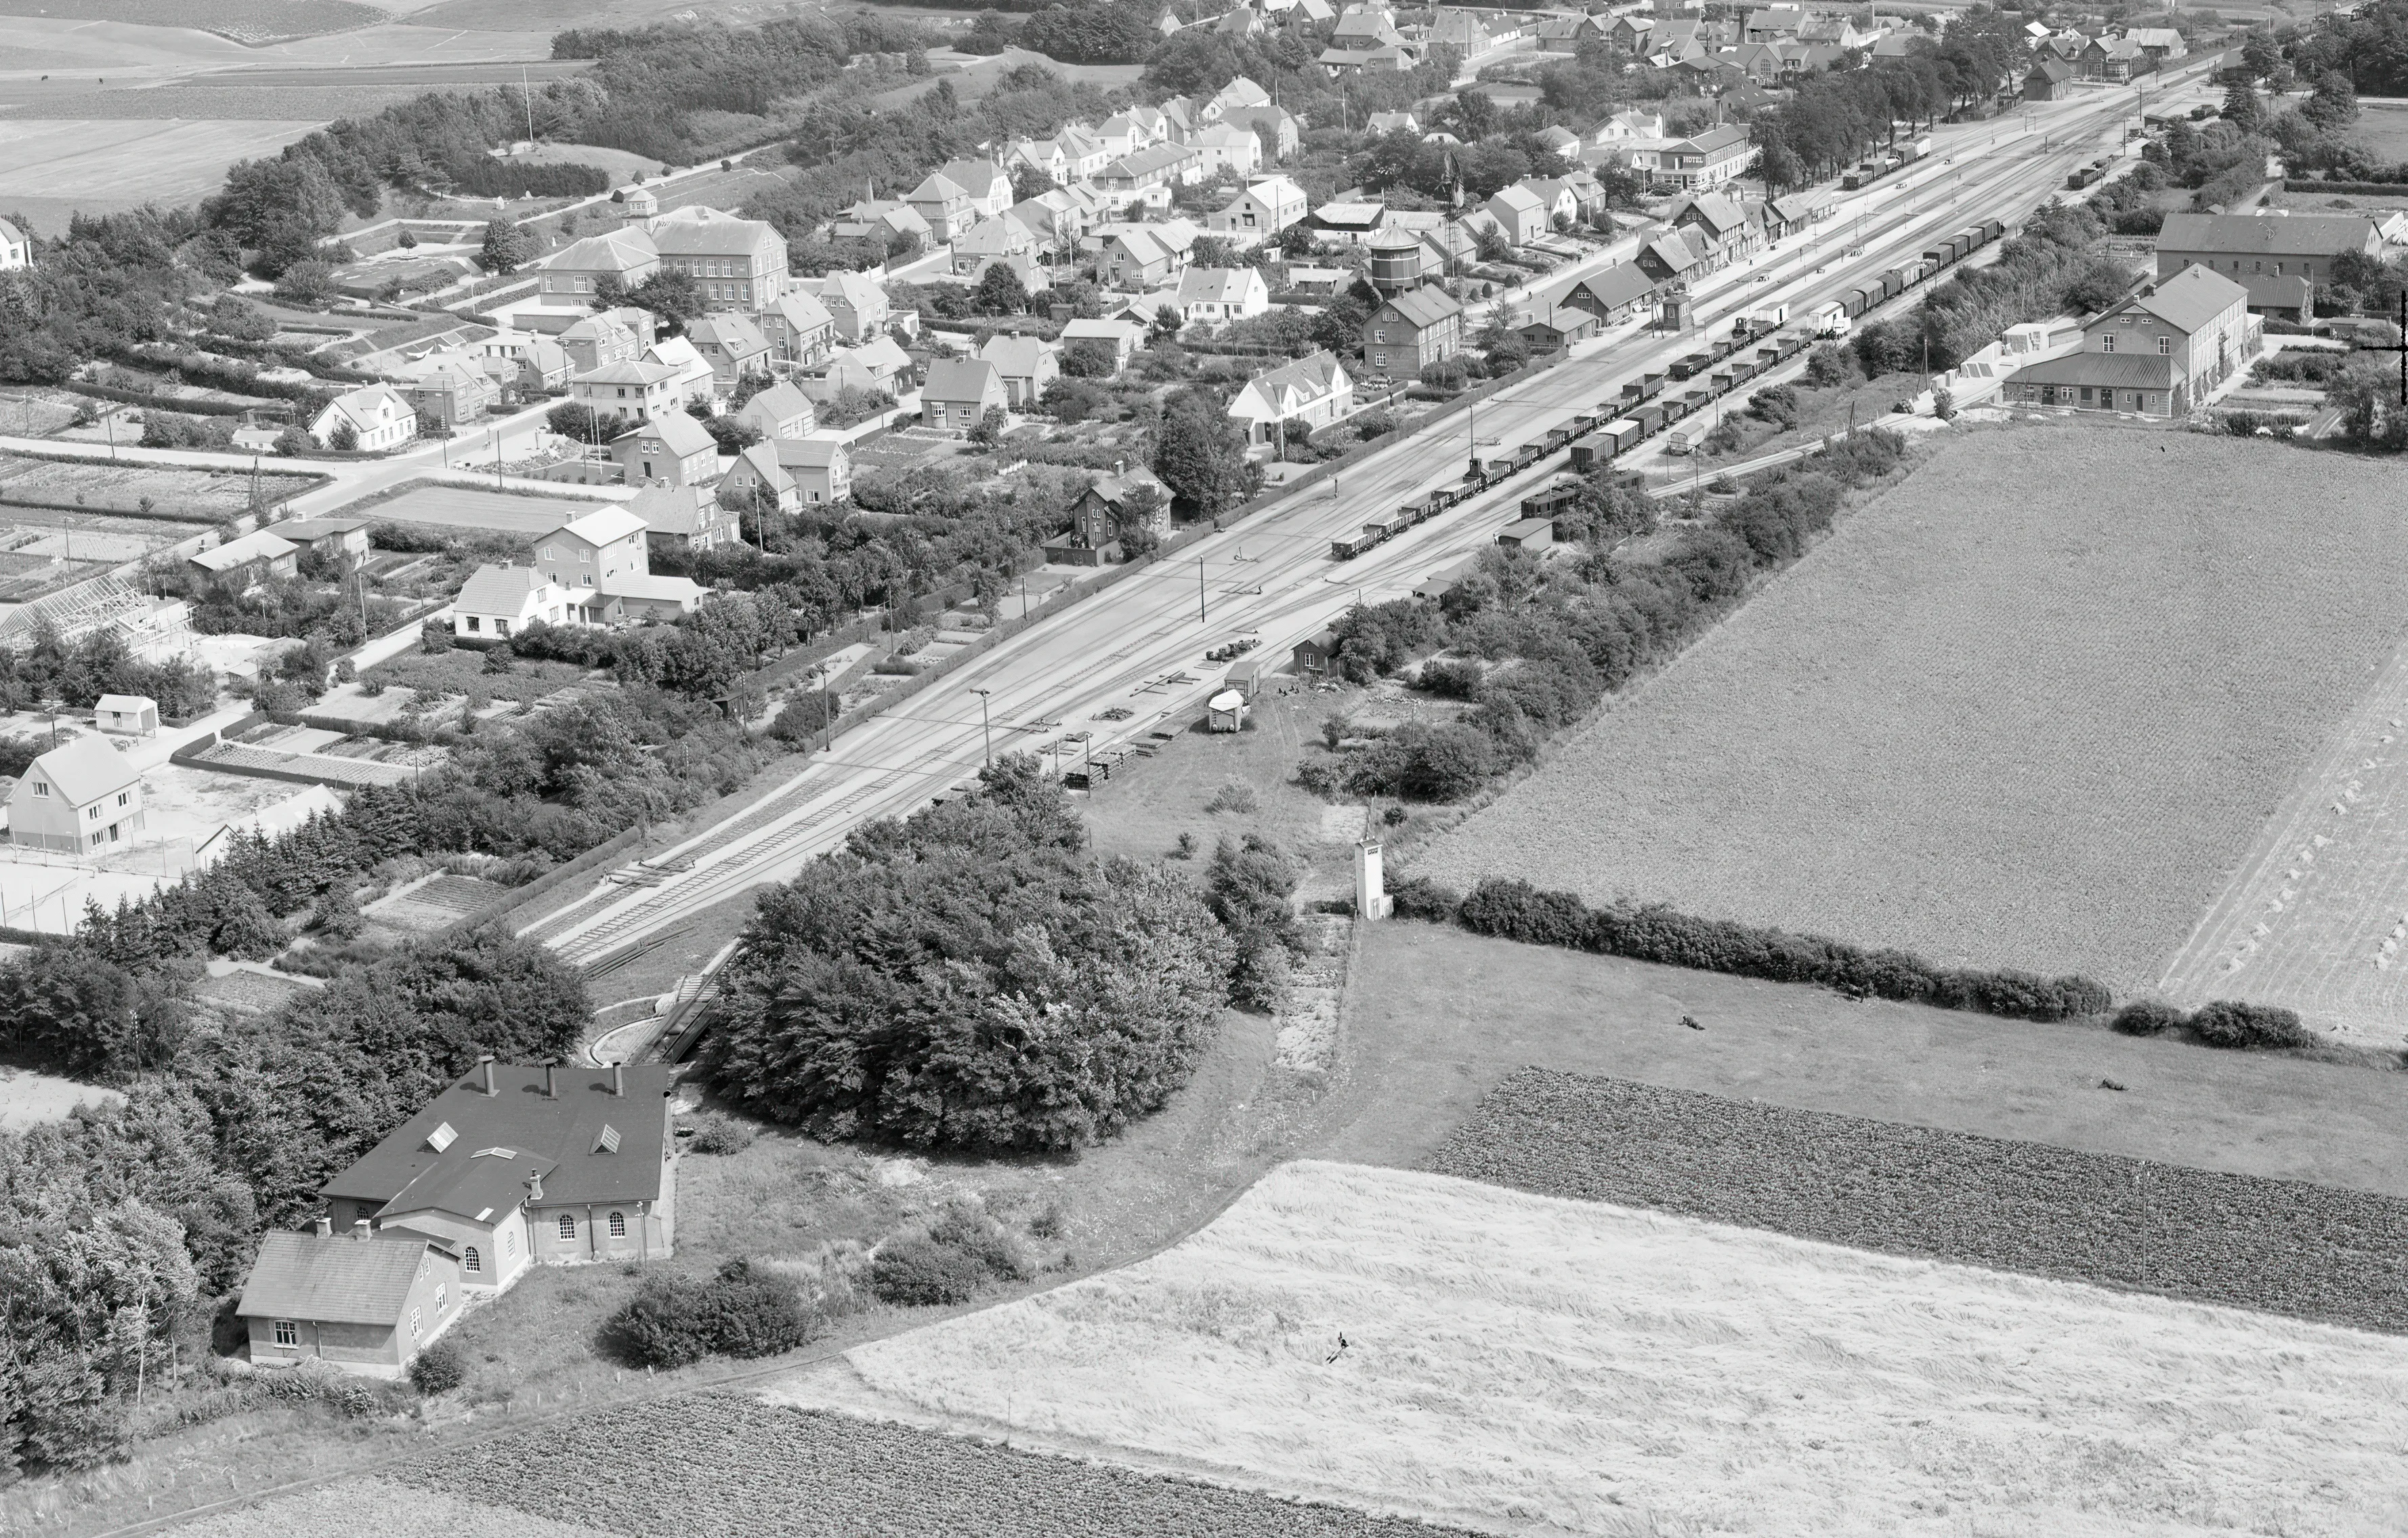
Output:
[1416, 427, 2408, 993]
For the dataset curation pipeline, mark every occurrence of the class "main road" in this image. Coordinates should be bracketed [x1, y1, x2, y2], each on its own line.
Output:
[534, 68, 2216, 967]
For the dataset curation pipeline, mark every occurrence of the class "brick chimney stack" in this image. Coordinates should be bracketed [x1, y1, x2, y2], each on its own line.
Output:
[352, 1218, 372, 1241]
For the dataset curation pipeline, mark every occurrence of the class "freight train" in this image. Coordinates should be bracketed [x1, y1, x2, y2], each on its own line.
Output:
[1326, 219, 2007, 562]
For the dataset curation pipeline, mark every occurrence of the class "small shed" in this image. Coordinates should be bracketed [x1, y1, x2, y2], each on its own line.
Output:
[1497, 518, 1556, 552]
[191, 529, 299, 585]
[1227, 655, 1277, 698]
[1206, 688, 1247, 732]
[1292, 627, 1340, 676]
[93, 694, 159, 736]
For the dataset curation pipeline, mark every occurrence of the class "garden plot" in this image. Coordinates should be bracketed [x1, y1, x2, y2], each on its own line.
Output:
[1416, 428, 2408, 991]
[772, 1160, 2408, 1538]
[364, 872, 509, 933]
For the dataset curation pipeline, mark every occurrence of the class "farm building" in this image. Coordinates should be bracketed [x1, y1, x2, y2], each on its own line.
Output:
[236, 1228, 463, 1379]
[7, 733, 143, 854]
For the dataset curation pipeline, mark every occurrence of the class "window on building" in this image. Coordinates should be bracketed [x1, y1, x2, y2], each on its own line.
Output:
[274, 1321, 298, 1347]
[496, 619, 512, 637]
[557, 1213, 577, 1241]
[464, 1245, 480, 1273]
[2100, 333, 2115, 353]
[2157, 335, 2172, 355]
[119, 791, 130, 808]
[86, 805, 98, 820]
[436, 1284, 448, 1313]
[466, 616, 482, 631]
[609, 1211, 627, 1237]
[31, 781, 45, 797]
[410, 1308, 421, 1341]
[504, 1228, 517, 1255]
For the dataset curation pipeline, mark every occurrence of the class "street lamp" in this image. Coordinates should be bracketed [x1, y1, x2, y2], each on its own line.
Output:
[971, 686, 992, 766]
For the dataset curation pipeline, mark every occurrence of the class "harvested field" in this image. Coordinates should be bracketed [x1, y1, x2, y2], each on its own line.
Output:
[777, 1160, 2408, 1538]
[2159, 627, 2408, 1044]
[1431, 1069, 2408, 1335]
[0, 1064, 121, 1132]
[1417, 428, 2408, 992]
[383, 1396, 1475, 1537]
[0, 0, 385, 39]
[349, 482, 608, 534]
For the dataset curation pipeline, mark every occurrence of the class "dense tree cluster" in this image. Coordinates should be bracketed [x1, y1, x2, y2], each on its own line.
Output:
[1852, 201, 2127, 374]
[0, 625, 216, 722]
[706, 757, 1232, 1150]
[0, 210, 219, 385]
[1302, 432, 1910, 804]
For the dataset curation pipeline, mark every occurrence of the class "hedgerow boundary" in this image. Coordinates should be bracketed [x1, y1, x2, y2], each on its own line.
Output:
[1427, 1068, 2408, 1335]
[1391, 874, 2112, 1024]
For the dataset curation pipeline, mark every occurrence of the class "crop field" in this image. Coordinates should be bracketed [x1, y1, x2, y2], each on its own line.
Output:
[1416, 428, 2408, 993]
[1431, 1069, 2408, 1335]
[776, 1160, 2408, 1537]
[373, 1398, 1479, 1537]
[2159, 625, 2408, 1044]
[352, 482, 608, 534]
[0, 457, 259, 520]
[0, 119, 326, 220]
[0, 0, 385, 41]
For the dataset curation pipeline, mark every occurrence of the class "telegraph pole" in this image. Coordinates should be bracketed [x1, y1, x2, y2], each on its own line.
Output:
[971, 686, 992, 765]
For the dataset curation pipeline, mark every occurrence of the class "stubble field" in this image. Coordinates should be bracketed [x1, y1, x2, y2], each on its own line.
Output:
[766, 1160, 2408, 1538]
[1416, 428, 2408, 993]
[0, 119, 327, 223]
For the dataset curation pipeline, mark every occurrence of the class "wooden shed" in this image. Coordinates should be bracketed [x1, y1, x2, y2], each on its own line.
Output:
[1497, 518, 1556, 552]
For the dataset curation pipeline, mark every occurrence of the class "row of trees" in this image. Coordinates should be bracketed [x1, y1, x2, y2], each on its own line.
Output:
[1851, 201, 2128, 375]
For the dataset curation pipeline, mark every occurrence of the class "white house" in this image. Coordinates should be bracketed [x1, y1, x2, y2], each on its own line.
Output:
[452, 564, 570, 642]
[1187, 124, 1263, 176]
[1176, 267, 1270, 323]
[1227, 350, 1354, 445]
[0, 217, 30, 272]
[93, 694, 158, 736]
[1058, 318, 1148, 373]
[309, 385, 415, 453]
[734, 381, 816, 442]
[571, 360, 681, 426]
[1208, 176, 1309, 247]
[7, 734, 142, 854]
[533, 505, 704, 624]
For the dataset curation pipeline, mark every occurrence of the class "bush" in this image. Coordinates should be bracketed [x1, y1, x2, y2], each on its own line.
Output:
[2111, 999, 2186, 1036]
[2187, 999, 2315, 1050]
[1204, 781, 1257, 814]
[769, 688, 840, 744]
[408, 1336, 467, 1394]
[604, 1258, 819, 1368]
[683, 1111, 756, 1155]
[870, 1204, 1029, 1306]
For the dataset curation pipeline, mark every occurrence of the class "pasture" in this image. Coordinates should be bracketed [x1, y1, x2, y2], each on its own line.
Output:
[2353, 101, 2408, 165]
[778, 1160, 2408, 1537]
[1414, 427, 2408, 993]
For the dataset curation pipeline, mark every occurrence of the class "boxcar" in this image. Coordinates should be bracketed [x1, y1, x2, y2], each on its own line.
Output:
[1632, 404, 1666, 435]
[1601, 417, 1642, 452]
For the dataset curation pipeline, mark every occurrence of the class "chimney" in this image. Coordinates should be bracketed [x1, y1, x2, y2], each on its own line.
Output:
[314, 1213, 332, 1238]
[352, 1218, 372, 1241]
[480, 1054, 497, 1096]
[526, 1169, 545, 1204]
[612, 1062, 625, 1098]
[544, 1062, 557, 1099]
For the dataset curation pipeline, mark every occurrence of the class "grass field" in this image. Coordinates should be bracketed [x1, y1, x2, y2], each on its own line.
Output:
[777, 1160, 2408, 1537]
[350, 482, 614, 534]
[0, 119, 326, 217]
[0, 1064, 121, 1132]
[2354, 102, 2408, 164]
[1416, 426, 2408, 993]
[170, 1480, 614, 1538]
[1329, 921, 2408, 1196]
[0, 0, 385, 40]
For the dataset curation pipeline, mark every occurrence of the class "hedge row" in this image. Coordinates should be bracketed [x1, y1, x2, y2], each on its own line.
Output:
[2282, 178, 2408, 196]
[66, 383, 280, 418]
[1397, 875, 2111, 1023]
[2111, 997, 2315, 1050]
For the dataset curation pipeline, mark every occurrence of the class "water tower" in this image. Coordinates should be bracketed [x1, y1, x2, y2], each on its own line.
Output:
[1366, 225, 1426, 296]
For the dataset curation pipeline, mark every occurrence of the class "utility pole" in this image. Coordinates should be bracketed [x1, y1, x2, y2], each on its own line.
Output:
[1198, 555, 1206, 625]
[971, 686, 992, 766]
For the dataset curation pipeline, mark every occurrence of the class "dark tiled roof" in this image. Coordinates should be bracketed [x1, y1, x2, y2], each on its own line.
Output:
[320, 1064, 673, 1211]
[2157, 213, 2378, 259]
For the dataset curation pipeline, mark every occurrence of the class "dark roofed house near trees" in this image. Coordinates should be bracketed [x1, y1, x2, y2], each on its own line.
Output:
[234, 1060, 679, 1375]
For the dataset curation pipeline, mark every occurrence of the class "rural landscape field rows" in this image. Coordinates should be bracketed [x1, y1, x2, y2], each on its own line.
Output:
[1416, 428, 2408, 993]
[765, 1161, 2408, 1538]
[2158, 628, 2408, 1043]
[1426, 1070, 2408, 1333]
